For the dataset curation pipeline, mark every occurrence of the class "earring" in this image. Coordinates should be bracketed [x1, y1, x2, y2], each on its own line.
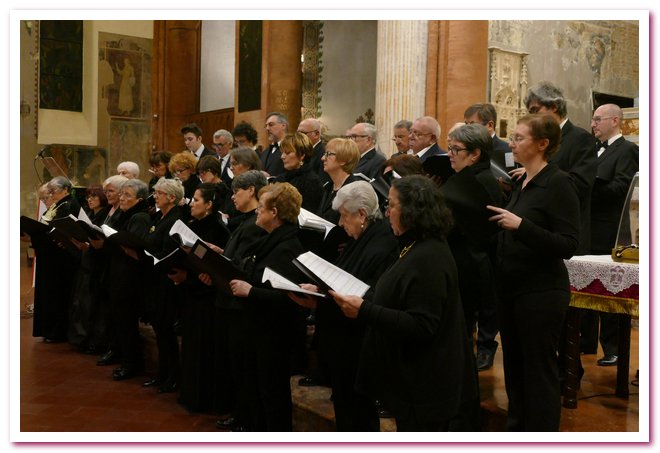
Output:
[361, 223, 365, 229]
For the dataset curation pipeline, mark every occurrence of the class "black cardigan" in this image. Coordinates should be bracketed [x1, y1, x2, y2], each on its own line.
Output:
[355, 232, 477, 423]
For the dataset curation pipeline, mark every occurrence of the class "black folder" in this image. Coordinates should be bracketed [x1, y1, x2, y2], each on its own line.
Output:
[20, 215, 51, 237]
[185, 239, 248, 296]
[152, 247, 188, 273]
[423, 155, 454, 183]
[105, 230, 152, 257]
[50, 216, 92, 243]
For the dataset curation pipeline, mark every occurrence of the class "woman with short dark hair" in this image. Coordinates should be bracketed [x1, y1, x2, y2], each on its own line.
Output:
[275, 132, 323, 212]
[331, 175, 478, 431]
[486, 114, 579, 431]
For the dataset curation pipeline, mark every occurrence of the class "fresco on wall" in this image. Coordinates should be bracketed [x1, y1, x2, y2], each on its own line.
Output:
[238, 20, 263, 112]
[108, 120, 151, 175]
[98, 33, 153, 175]
[39, 20, 83, 111]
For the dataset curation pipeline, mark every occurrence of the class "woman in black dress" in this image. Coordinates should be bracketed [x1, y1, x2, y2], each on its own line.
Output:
[275, 132, 323, 212]
[289, 181, 399, 431]
[486, 114, 580, 431]
[228, 182, 305, 431]
[173, 183, 230, 411]
[169, 152, 200, 222]
[332, 175, 479, 432]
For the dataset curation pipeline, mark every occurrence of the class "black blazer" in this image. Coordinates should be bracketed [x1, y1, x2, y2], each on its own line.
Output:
[197, 145, 215, 160]
[496, 163, 580, 298]
[309, 141, 326, 178]
[590, 136, 639, 253]
[355, 232, 478, 423]
[491, 134, 514, 171]
[219, 155, 233, 187]
[260, 143, 285, 178]
[355, 148, 387, 180]
[551, 119, 597, 254]
[275, 162, 324, 212]
[418, 142, 447, 162]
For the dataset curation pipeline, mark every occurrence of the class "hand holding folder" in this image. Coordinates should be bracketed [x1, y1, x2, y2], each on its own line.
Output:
[292, 251, 370, 298]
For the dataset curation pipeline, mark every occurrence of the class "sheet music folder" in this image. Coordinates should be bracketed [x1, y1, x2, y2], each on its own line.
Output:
[20, 215, 51, 237]
[292, 251, 370, 298]
[185, 239, 248, 295]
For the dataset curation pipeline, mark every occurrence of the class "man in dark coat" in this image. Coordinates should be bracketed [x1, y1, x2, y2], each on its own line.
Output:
[584, 103, 639, 366]
[182, 123, 214, 160]
[261, 112, 288, 178]
[409, 116, 446, 162]
[348, 122, 386, 180]
[297, 118, 326, 180]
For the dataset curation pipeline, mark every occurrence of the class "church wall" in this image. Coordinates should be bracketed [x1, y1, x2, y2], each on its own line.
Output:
[488, 20, 639, 131]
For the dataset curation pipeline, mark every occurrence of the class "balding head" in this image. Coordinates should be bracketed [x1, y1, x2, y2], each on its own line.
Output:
[409, 116, 441, 153]
[591, 103, 623, 142]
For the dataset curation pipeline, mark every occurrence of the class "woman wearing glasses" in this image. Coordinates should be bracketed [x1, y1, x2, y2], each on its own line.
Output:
[487, 114, 580, 431]
[169, 151, 201, 221]
[442, 124, 504, 376]
[332, 175, 478, 432]
[225, 183, 305, 431]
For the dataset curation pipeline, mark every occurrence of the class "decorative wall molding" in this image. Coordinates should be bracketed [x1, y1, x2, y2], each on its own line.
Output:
[301, 20, 323, 119]
[488, 46, 529, 139]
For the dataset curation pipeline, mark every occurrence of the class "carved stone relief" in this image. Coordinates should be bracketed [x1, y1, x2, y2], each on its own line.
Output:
[488, 47, 529, 139]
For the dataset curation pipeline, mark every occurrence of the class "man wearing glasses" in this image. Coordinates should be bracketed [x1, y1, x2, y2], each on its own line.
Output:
[297, 118, 326, 180]
[181, 123, 214, 161]
[521, 81, 597, 255]
[212, 129, 234, 186]
[346, 122, 386, 179]
[587, 103, 639, 367]
[408, 116, 446, 163]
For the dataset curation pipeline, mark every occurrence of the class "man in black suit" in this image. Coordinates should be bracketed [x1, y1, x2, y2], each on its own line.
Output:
[212, 129, 234, 186]
[262, 112, 287, 178]
[586, 103, 639, 367]
[520, 81, 597, 255]
[297, 118, 326, 180]
[409, 116, 446, 162]
[347, 122, 386, 180]
[392, 120, 412, 157]
[182, 123, 214, 161]
[464, 103, 513, 172]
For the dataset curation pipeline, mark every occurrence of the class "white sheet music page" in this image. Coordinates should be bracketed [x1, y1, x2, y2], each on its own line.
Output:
[100, 224, 118, 238]
[78, 208, 103, 233]
[298, 208, 335, 239]
[296, 251, 370, 297]
[262, 267, 326, 298]
[169, 219, 202, 247]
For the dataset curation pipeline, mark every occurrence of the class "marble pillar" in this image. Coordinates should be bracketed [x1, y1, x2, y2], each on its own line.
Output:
[374, 20, 428, 157]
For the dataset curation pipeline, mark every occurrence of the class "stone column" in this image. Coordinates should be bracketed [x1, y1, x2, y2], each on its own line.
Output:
[374, 20, 428, 157]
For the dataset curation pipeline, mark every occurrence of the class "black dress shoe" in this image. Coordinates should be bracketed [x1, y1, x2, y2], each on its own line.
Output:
[44, 337, 66, 344]
[97, 350, 118, 366]
[476, 351, 495, 371]
[112, 367, 139, 381]
[298, 377, 318, 387]
[158, 381, 178, 393]
[142, 378, 162, 388]
[216, 416, 236, 429]
[597, 355, 618, 366]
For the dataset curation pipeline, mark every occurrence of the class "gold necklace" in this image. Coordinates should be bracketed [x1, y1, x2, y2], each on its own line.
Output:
[399, 241, 416, 259]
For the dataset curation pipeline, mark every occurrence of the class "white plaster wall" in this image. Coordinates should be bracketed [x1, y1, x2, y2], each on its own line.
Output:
[200, 21, 236, 112]
[318, 21, 377, 137]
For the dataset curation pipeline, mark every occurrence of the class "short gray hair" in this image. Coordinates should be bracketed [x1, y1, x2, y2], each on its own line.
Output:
[103, 175, 128, 189]
[231, 169, 268, 195]
[524, 81, 567, 118]
[117, 161, 140, 179]
[120, 178, 149, 200]
[360, 122, 378, 141]
[153, 177, 184, 205]
[394, 120, 412, 130]
[213, 129, 234, 145]
[47, 176, 72, 192]
[332, 181, 382, 220]
[448, 123, 492, 162]
[414, 116, 441, 140]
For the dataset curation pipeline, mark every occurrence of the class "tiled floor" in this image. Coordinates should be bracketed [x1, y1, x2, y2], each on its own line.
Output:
[18, 245, 640, 434]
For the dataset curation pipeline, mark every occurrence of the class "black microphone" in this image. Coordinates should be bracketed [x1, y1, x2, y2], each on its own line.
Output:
[34, 146, 47, 160]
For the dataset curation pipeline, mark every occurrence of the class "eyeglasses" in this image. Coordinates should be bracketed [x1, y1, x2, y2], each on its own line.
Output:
[323, 151, 337, 158]
[212, 143, 228, 149]
[527, 105, 544, 114]
[447, 146, 469, 154]
[119, 192, 136, 199]
[173, 168, 189, 175]
[508, 135, 530, 144]
[347, 134, 369, 140]
[86, 195, 99, 200]
[591, 116, 614, 123]
[409, 131, 433, 138]
[384, 199, 399, 212]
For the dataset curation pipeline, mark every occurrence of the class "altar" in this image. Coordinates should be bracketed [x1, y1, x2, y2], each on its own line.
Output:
[562, 255, 639, 409]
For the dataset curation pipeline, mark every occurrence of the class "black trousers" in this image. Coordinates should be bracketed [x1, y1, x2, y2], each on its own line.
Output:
[498, 289, 569, 431]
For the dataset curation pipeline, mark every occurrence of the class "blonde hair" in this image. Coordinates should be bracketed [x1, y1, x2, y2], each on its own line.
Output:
[258, 182, 302, 224]
[168, 152, 198, 174]
[326, 138, 360, 174]
[280, 132, 314, 162]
